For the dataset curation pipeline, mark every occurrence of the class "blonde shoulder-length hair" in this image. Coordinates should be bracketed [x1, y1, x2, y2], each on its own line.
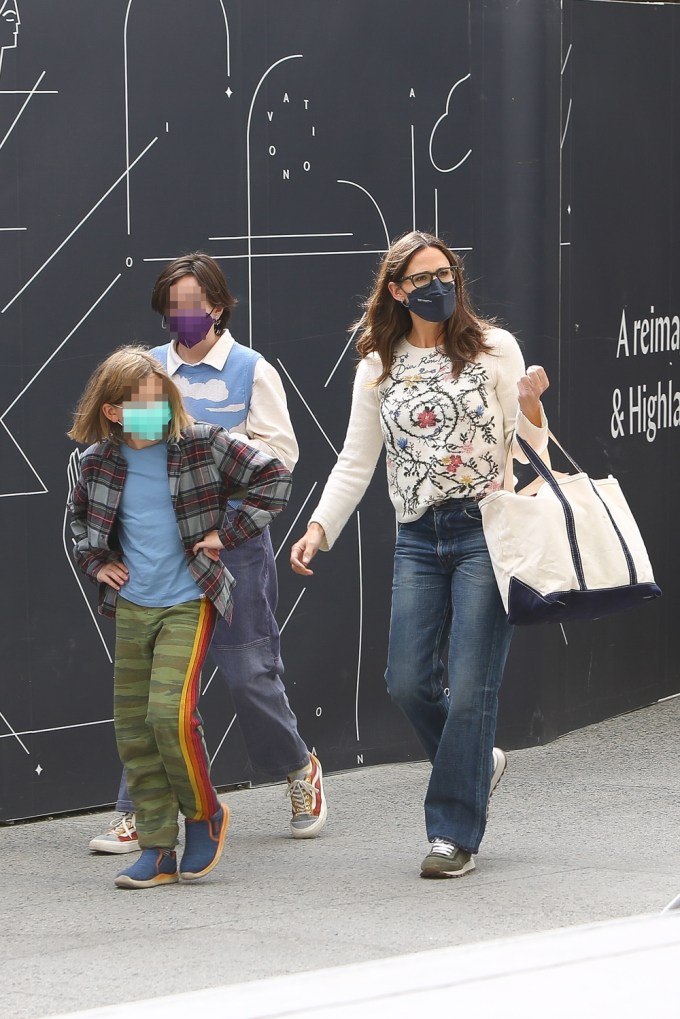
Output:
[67, 345, 192, 445]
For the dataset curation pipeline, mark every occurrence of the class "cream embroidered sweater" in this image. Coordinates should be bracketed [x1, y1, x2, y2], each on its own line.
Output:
[311, 328, 548, 550]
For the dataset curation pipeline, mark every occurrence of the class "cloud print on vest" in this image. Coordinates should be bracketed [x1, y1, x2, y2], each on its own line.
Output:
[174, 377, 246, 413]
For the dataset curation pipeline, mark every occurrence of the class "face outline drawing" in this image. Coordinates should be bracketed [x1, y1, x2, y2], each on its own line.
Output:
[0, 0, 20, 55]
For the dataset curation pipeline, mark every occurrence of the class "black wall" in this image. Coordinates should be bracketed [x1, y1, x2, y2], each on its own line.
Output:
[1, 0, 678, 821]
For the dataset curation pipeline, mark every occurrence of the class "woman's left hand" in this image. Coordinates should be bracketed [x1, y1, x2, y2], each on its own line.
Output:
[193, 529, 225, 562]
[517, 365, 549, 426]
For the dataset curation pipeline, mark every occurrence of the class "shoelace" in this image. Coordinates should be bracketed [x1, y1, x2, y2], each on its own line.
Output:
[111, 812, 136, 837]
[430, 838, 457, 857]
[286, 777, 316, 817]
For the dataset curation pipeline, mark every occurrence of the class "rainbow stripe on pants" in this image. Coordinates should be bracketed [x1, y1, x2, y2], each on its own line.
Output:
[113, 597, 219, 849]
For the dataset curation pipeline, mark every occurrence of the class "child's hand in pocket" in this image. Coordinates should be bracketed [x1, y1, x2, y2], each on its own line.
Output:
[96, 560, 129, 590]
[193, 530, 225, 562]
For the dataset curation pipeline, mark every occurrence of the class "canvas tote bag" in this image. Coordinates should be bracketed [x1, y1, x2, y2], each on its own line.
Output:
[479, 433, 661, 625]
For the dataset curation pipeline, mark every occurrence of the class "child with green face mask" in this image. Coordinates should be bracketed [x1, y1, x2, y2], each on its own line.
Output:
[67, 345, 292, 889]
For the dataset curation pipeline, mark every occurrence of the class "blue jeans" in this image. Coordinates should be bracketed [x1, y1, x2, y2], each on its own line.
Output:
[116, 525, 309, 811]
[385, 500, 513, 854]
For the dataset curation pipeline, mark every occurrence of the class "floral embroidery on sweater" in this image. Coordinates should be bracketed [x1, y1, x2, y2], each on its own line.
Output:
[379, 348, 501, 514]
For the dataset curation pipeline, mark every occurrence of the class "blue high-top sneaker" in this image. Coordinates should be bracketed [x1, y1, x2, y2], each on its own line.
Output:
[180, 803, 229, 880]
[114, 848, 178, 889]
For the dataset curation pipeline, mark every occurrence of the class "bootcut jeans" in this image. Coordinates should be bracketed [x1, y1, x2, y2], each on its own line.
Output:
[384, 498, 513, 854]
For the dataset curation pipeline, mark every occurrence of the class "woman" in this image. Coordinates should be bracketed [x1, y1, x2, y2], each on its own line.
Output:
[290, 231, 549, 878]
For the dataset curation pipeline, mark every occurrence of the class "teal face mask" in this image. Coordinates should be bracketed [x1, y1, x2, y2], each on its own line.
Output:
[122, 398, 171, 441]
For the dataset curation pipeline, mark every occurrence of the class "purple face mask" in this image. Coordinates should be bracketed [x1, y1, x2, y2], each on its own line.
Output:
[167, 310, 215, 349]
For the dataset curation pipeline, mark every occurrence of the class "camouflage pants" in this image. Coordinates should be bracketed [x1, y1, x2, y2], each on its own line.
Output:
[113, 596, 219, 849]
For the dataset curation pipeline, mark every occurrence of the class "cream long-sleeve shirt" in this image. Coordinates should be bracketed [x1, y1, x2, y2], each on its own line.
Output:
[311, 328, 548, 550]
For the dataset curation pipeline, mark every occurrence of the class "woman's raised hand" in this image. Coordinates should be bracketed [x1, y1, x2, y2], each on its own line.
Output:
[290, 523, 326, 576]
[517, 364, 550, 427]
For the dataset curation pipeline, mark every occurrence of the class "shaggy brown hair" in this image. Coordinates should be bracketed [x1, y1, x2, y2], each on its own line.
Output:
[356, 231, 493, 384]
[150, 251, 237, 335]
[67, 346, 192, 445]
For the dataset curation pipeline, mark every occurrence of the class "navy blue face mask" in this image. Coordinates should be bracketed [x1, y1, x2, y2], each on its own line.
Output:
[404, 278, 456, 323]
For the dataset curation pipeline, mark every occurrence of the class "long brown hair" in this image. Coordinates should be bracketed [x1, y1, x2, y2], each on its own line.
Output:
[67, 346, 192, 445]
[356, 231, 493, 384]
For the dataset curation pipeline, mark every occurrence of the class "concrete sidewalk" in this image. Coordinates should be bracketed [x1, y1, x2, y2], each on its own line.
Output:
[2, 697, 679, 1019]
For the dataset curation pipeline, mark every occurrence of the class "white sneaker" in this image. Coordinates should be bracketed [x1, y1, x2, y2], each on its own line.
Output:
[487, 747, 507, 817]
[88, 812, 140, 854]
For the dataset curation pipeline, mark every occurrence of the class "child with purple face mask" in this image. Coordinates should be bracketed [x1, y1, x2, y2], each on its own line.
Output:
[68, 346, 292, 888]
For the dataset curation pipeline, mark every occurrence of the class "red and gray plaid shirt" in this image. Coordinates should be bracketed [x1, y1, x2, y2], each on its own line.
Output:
[68, 422, 292, 619]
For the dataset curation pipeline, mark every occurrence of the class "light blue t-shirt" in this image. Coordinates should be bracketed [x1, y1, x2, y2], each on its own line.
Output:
[117, 442, 203, 608]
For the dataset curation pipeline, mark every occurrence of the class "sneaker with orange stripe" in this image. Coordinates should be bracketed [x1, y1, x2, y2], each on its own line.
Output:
[286, 754, 327, 838]
[180, 802, 229, 880]
[114, 848, 178, 889]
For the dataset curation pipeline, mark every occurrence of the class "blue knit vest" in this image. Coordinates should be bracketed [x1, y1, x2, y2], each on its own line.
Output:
[150, 340, 262, 433]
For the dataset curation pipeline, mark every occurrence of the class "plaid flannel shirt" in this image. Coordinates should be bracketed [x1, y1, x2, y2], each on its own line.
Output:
[68, 422, 292, 619]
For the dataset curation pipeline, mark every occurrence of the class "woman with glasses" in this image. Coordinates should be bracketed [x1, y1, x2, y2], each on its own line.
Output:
[290, 230, 549, 878]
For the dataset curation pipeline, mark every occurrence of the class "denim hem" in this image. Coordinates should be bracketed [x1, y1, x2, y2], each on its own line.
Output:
[256, 752, 311, 782]
[428, 835, 477, 855]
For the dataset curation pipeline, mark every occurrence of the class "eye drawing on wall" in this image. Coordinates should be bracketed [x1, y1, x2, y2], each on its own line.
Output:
[0, 0, 19, 78]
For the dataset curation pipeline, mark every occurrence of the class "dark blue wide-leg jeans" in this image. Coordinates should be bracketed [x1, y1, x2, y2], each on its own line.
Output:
[384, 500, 513, 854]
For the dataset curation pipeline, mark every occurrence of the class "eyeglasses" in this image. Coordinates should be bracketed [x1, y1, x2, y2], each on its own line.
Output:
[397, 266, 456, 289]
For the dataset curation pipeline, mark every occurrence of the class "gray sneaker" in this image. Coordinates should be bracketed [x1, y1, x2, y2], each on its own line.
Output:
[89, 812, 140, 854]
[286, 754, 328, 838]
[420, 839, 475, 879]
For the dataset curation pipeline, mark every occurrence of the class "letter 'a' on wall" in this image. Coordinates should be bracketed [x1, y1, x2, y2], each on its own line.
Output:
[0, 0, 677, 821]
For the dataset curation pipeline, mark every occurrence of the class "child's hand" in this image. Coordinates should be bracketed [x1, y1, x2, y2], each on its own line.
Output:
[96, 560, 129, 590]
[193, 530, 225, 562]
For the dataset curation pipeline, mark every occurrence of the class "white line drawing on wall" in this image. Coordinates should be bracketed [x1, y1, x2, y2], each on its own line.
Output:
[279, 587, 306, 635]
[274, 482, 319, 560]
[354, 511, 363, 742]
[0, 275, 122, 499]
[0, 708, 30, 754]
[123, 0, 231, 234]
[428, 73, 473, 173]
[209, 232, 353, 241]
[324, 319, 364, 389]
[0, 418, 47, 497]
[246, 54, 303, 346]
[557, 21, 572, 424]
[336, 181, 391, 250]
[62, 449, 114, 663]
[144, 249, 387, 264]
[0, 718, 113, 740]
[0, 70, 55, 154]
[0, 5, 58, 228]
[210, 713, 238, 766]
[0, 0, 19, 78]
[276, 358, 339, 456]
[1, 141, 155, 314]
